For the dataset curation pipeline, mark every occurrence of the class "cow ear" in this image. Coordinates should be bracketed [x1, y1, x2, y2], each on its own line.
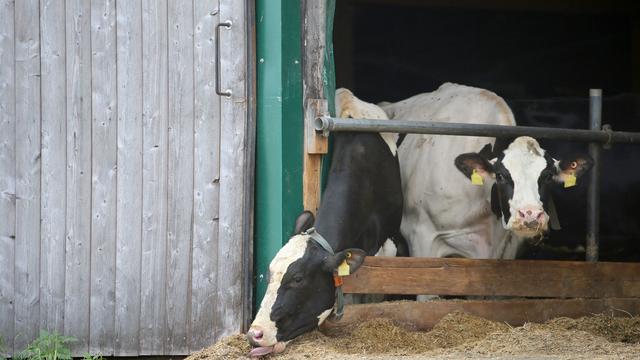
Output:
[322, 248, 367, 274]
[553, 154, 594, 183]
[294, 211, 315, 234]
[478, 143, 493, 159]
[454, 152, 495, 180]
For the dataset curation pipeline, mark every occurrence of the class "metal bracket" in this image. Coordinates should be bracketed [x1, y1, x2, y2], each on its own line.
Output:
[602, 124, 613, 150]
[305, 99, 329, 154]
[215, 20, 233, 97]
[314, 116, 331, 137]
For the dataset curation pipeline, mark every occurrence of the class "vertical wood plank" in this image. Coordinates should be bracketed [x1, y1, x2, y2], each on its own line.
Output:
[64, 0, 92, 353]
[90, 0, 117, 354]
[166, 0, 194, 354]
[217, 0, 249, 339]
[114, 0, 142, 356]
[14, 0, 41, 351]
[190, 0, 220, 352]
[141, 0, 168, 354]
[0, 0, 16, 354]
[302, 155, 322, 214]
[301, 0, 327, 215]
[39, 0, 67, 335]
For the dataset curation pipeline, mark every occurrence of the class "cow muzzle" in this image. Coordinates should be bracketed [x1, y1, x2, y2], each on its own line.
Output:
[510, 207, 549, 237]
[247, 326, 287, 357]
[246, 327, 265, 347]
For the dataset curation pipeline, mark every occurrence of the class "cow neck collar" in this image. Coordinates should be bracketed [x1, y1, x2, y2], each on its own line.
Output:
[303, 227, 345, 321]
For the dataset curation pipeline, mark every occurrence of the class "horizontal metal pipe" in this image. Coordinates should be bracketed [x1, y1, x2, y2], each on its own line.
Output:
[315, 117, 640, 145]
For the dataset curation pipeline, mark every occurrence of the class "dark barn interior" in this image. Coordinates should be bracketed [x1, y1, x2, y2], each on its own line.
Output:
[333, 0, 640, 261]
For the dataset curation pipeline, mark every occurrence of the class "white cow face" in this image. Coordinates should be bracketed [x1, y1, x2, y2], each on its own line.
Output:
[455, 136, 593, 238]
[247, 234, 366, 356]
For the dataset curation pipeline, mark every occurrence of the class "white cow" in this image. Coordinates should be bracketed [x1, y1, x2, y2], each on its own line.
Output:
[380, 82, 592, 260]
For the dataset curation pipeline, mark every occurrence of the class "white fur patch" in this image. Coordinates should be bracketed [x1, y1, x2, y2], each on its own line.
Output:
[501, 137, 547, 228]
[251, 235, 310, 346]
[317, 308, 333, 326]
[391, 83, 518, 262]
[374, 238, 397, 257]
[336, 88, 398, 156]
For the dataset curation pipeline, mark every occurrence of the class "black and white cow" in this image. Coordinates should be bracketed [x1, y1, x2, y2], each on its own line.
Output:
[381, 83, 592, 261]
[507, 94, 640, 260]
[246, 89, 404, 355]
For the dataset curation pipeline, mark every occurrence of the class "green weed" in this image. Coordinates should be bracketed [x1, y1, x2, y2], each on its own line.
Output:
[15, 331, 75, 360]
[2, 332, 103, 360]
[0, 336, 6, 360]
[81, 353, 104, 360]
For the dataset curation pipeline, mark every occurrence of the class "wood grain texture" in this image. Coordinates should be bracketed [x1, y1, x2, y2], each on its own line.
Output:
[3, 0, 248, 354]
[140, 0, 169, 354]
[302, 100, 327, 214]
[343, 257, 640, 298]
[304, 99, 328, 154]
[39, 0, 67, 335]
[190, 0, 221, 352]
[302, 0, 327, 215]
[216, 0, 249, 339]
[14, 0, 41, 351]
[90, 0, 117, 354]
[321, 298, 640, 332]
[0, 0, 16, 354]
[302, 155, 322, 215]
[64, 0, 92, 353]
[301, 0, 326, 100]
[242, 1, 257, 332]
[166, 0, 195, 354]
[114, 0, 143, 355]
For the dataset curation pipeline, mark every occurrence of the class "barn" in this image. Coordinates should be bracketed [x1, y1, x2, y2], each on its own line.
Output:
[1, 0, 640, 358]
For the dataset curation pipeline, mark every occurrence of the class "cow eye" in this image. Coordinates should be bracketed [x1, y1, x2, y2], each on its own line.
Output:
[495, 173, 504, 182]
[291, 275, 304, 286]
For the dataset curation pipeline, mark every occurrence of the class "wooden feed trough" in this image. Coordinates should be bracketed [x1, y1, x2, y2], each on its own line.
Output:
[322, 256, 640, 331]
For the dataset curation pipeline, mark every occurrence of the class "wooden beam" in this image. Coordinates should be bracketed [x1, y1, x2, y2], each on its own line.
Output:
[302, 100, 328, 214]
[321, 298, 640, 332]
[303, 154, 323, 214]
[343, 257, 640, 298]
[305, 99, 329, 154]
[302, 0, 329, 215]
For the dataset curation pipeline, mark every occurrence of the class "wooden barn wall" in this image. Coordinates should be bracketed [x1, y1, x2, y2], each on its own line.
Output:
[0, 0, 251, 356]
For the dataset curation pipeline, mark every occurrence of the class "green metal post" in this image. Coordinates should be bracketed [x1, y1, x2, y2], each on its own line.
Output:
[254, 0, 304, 308]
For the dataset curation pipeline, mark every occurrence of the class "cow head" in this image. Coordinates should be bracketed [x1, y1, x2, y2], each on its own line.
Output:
[455, 136, 592, 238]
[246, 213, 366, 356]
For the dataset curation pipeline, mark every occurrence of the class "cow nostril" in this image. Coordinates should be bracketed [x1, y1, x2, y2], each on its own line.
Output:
[537, 212, 544, 220]
[518, 210, 526, 218]
[248, 328, 263, 342]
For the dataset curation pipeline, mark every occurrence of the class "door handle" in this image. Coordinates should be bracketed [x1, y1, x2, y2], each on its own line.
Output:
[216, 20, 233, 97]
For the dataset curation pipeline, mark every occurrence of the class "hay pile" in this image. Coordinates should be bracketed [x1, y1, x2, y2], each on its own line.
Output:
[188, 312, 640, 360]
[189, 334, 252, 360]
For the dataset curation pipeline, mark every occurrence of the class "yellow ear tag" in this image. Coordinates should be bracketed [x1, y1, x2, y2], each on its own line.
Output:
[471, 169, 484, 186]
[337, 260, 350, 276]
[564, 173, 577, 188]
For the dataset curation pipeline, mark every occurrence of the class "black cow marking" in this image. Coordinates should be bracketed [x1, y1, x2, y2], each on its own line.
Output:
[248, 131, 404, 350]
